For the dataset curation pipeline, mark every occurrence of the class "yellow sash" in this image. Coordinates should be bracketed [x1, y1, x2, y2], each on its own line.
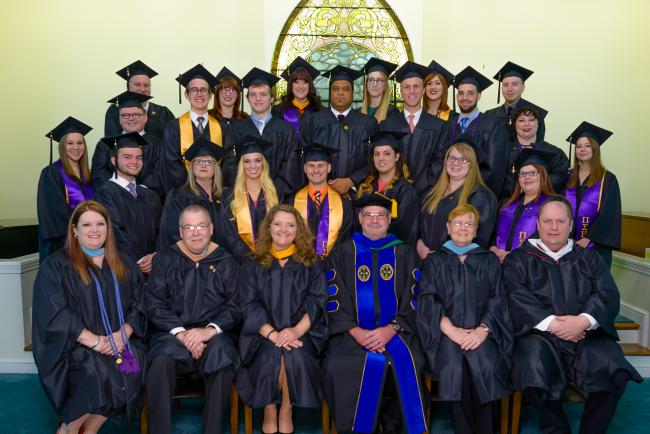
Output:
[179, 112, 223, 169]
[293, 186, 343, 257]
[234, 202, 256, 252]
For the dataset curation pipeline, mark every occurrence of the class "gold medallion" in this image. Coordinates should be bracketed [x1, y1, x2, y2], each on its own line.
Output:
[357, 265, 370, 282]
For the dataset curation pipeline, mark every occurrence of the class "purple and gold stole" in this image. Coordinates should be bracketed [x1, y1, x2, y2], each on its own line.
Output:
[55, 160, 94, 209]
[293, 186, 343, 258]
[495, 195, 547, 251]
[565, 174, 605, 248]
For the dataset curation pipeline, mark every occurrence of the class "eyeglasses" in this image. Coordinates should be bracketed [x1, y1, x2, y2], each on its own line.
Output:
[192, 159, 216, 166]
[447, 156, 469, 165]
[119, 113, 144, 120]
[451, 220, 476, 228]
[518, 170, 540, 178]
[367, 78, 386, 85]
[219, 87, 236, 95]
[180, 223, 211, 232]
[361, 212, 389, 220]
[188, 87, 210, 95]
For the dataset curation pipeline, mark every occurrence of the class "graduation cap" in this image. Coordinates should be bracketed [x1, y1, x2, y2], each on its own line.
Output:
[183, 137, 225, 162]
[494, 61, 534, 104]
[322, 65, 363, 85]
[227, 134, 272, 159]
[566, 121, 613, 166]
[393, 61, 432, 83]
[370, 129, 409, 152]
[215, 66, 241, 85]
[514, 148, 554, 172]
[300, 143, 338, 162]
[280, 57, 320, 81]
[45, 117, 93, 164]
[107, 90, 152, 108]
[512, 101, 549, 122]
[176, 64, 218, 103]
[453, 66, 493, 92]
[242, 67, 280, 89]
[363, 57, 398, 77]
[101, 132, 147, 150]
[353, 192, 394, 212]
[116, 60, 158, 81]
[451, 133, 489, 167]
[426, 60, 454, 87]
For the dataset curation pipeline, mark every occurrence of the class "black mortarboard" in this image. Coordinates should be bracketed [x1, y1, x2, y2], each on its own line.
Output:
[322, 65, 363, 85]
[426, 60, 454, 87]
[566, 121, 613, 146]
[45, 117, 93, 164]
[353, 192, 393, 211]
[300, 143, 338, 162]
[393, 61, 432, 83]
[512, 101, 549, 122]
[514, 148, 554, 172]
[227, 134, 272, 159]
[107, 90, 152, 108]
[242, 67, 281, 89]
[176, 64, 218, 88]
[451, 133, 488, 166]
[116, 60, 158, 81]
[183, 137, 225, 162]
[453, 66, 493, 92]
[494, 61, 533, 104]
[215, 66, 241, 85]
[363, 57, 398, 77]
[101, 132, 147, 150]
[281, 57, 320, 81]
[370, 130, 409, 152]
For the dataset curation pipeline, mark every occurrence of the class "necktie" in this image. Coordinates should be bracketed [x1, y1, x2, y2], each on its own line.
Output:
[460, 117, 470, 133]
[506, 106, 513, 126]
[408, 114, 416, 133]
[197, 116, 205, 136]
[337, 114, 345, 124]
[314, 190, 322, 208]
[257, 118, 265, 134]
[127, 181, 137, 199]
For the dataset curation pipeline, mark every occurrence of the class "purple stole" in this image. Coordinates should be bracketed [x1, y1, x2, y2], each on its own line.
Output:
[55, 160, 94, 209]
[565, 174, 605, 248]
[495, 194, 547, 251]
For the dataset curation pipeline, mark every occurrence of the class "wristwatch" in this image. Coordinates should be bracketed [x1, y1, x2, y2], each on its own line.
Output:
[391, 320, 403, 333]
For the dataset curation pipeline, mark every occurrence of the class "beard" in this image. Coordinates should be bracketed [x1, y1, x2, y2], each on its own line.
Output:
[459, 101, 477, 114]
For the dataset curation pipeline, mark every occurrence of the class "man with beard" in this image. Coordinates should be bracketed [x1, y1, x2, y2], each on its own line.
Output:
[449, 66, 509, 197]
[104, 60, 174, 137]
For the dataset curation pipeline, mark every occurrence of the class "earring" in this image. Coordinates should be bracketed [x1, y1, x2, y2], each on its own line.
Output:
[74, 233, 78, 238]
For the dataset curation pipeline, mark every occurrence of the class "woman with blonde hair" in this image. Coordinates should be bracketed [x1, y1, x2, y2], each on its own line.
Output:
[236, 204, 328, 434]
[218, 135, 279, 260]
[32, 201, 145, 434]
[361, 57, 398, 122]
[423, 60, 454, 121]
[158, 137, 226, 249]
[417, 137, 497, 259]
[38, 117, 95, 262]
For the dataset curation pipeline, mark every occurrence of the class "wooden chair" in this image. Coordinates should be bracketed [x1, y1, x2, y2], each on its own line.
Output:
[244, 401, 331, 434]
[140, 377, 239, 434]
[506, 386, 587, 434]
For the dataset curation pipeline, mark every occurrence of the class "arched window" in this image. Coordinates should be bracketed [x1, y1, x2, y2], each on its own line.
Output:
[272, 0, 413, 105]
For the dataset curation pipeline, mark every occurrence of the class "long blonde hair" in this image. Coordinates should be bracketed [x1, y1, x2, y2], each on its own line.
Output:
[59, 133, 92, 183]
[230, 154, 278, 215]
[361, 72, 392, 122]
[422, 143, 487, 214]
[185, 157, 224, 199]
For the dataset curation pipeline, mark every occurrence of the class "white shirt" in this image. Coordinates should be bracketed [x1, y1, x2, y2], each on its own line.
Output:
[403, 107, 423, 127]
[527, 238, 599, 331]
[331, 106, 352, 118]
[170, 324, 223, 336]
[190, 110, 209, 129]
[109, 173, 135, 191]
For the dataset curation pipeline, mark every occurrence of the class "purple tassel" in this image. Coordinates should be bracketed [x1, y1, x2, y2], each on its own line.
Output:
[119, 350, 141, 375]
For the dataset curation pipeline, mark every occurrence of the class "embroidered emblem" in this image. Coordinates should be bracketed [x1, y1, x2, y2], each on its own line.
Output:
[380, 264, 394, 281]
[357, 265, 370, 282]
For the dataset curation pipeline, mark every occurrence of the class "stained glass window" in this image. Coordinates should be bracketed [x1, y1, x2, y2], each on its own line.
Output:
[272, 0, 413, 106]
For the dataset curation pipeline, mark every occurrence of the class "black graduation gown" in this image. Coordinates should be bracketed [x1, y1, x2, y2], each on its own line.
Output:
[159, 118, 220, 193]
[448, 112, 510, 198]
[32, 250, 146, 424]
[502, 242, 642, 400]
[484, 98, 546, 141]
[419, 185, 497, 251]
[36, 164, 93, 261]
[104, 102, 175, 138]
[566, 171, 621, 267]
[499, 140, 569, 201]
[92, 181, 161, 263]
[222, 116, 298, 198]
[157, 185, 227, 251]
[323, 239, 426, 432]
[91, 132, 163, 196]
[236, 258, 328, 407]
[301, 108, 378, 187]
[370, 178, 420, 245]
[271, 103, 320, 145]
[145, 244, 240, 374]
[379, 111, 449, 194]
[216, 189, 268, 261]
[416, 247, 512, 403]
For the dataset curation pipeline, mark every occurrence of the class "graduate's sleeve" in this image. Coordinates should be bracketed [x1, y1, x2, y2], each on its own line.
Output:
[37, 166, 70, 243]
[396, 248, 419, 334]
[347, 117, 377, 186]
[31, 255, 86, 412]
[337, 198, 354, 246]
[221, 122, 241, 188]
[274, 127, 298, 198]
[587, 172, 622, 249]
[303, 263, 328, 331]
[90, 141, 114, 190]
[547, 145, 569, 194]
[238, 259, 269, 335]
[92, 187, 137, 263]
[395, 183, 420, 245]
[426, 122, 451, 189]
[104, 105, 121, 136]
[415, 255, 445, 373]
[579, 249, 620, 338]
[482, 120, 509, 197]
[140, 137, 163, 194]
[502, 250, 555, 336]
[326, 244, 359, 334]
[144, 252, 185, 332]
[479, 254, 513, 356]
[123, 258, 147, 338]
[470, 188, 498, 248]
[208, 256, 241, 332]
[217, 199, 251, 262]
[159, 120, 187, 193]
[157, 189, 182, 251]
